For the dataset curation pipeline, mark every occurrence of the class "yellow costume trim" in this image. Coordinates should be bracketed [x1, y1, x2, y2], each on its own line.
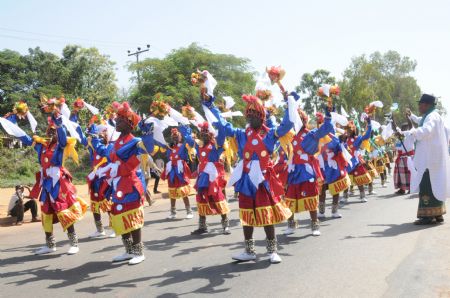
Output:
[239, 202, 292, 227]
[57, 197, 88, 231]
[284, 195, 319, 213]
[91, 199, 112, 214]
[197, 201, 230, 216]
[350, 172, 372, 186]
[328, 175, 351, 195]
[111, 206, 144, 235]
[168, 185, 191, 199]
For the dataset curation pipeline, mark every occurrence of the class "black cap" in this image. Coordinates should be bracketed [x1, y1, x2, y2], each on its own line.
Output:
[418, 94, 436, 105]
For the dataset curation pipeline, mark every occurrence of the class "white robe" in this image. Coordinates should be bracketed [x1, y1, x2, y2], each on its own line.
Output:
[406, 111, 450, 201]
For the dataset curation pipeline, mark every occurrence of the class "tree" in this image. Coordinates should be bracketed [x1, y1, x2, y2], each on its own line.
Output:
[0, 46, 118, 132]
[295, 69, 336, 115]
[128, 43, 255, 125]
[339, 51, 422, 121]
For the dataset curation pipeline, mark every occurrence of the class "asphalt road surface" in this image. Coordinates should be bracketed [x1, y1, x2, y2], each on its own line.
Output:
[1, 177, 449, 298]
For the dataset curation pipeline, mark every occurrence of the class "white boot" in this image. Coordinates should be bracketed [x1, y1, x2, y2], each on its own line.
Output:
[185, 208, 194, 219]
[360, 191, 368, 202]
[269, 252, 282, 263]
[35, 235, 57, 255]
[89, 220, 106, 238]
[167, 208, 177, 219]
[89, 230, 106, 238]
[108, 232, 116, 238]
[35, 246, 56, 255]
[128, 242, 145, 265]
[112, 238, 134, 262]
[283, 218, 297, 235]
[67, 246, 80, 255]
[67, 232, 79, 255]
[318, 202, 326, 218]
[232, 239, 256, 261]
[331, 203, 342, 218]
[267, 238, 281, 264]
[311, 220, 321, 236]
[221, 217, 231, 235]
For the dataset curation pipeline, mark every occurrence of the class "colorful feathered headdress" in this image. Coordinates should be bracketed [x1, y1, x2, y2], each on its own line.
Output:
[40, 95, 65, 113]
[117, 102, 141, 129]
[243, 94, 266, 121]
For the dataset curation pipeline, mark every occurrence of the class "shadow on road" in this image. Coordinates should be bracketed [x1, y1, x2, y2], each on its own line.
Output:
[341, 222, 438, 240]
[149, 261, 272, 295]
[0, 261, 114, 289]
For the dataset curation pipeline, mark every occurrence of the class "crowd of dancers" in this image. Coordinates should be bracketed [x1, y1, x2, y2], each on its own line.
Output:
[1, 66, 447, 265]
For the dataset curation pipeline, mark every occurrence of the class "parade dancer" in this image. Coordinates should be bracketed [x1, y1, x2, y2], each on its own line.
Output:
[77, 116, 115, 238]
[284, 108, 334, 236]
[191, 122, 231, 235]
[162, 126, 195, 220]
[90, 102, 154, 265]
[16, 112, 87, 255]
[205, 92, 293, 264]
[317, 118, 352, 218]
[344, 119, 372, 202]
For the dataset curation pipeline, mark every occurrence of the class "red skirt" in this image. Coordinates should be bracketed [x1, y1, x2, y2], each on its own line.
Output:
[285, 180, 319, 213]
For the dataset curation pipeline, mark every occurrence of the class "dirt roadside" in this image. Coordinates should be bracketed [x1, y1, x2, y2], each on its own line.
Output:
[0, 179, 171, 227]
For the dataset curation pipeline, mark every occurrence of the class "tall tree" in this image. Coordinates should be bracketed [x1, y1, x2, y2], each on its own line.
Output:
[295, 69, 336, 115]
[128, 43, 255, 125]
[339, 51, 422, 121]
[0, 46, 118, 131]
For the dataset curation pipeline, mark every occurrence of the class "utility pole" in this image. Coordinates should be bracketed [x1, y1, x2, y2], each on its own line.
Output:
[127, 44, 150, 89]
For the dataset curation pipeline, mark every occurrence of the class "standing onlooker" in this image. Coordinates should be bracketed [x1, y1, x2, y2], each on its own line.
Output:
[399, 94, 450, 224]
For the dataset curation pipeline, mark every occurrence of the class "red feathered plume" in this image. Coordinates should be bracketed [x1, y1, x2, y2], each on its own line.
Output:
[117, 102, 141, 129]
[243, 94, 266, 121]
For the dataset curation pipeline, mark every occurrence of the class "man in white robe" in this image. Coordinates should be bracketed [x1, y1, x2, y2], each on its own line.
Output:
[400, 94, 450, 224]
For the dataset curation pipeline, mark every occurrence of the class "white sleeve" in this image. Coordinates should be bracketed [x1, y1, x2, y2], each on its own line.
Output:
[409, 113, 422, 124]
[410, 114, 436, 141]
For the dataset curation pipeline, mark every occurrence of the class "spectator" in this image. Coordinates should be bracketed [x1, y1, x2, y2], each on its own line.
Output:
[8, 185, 39, 225]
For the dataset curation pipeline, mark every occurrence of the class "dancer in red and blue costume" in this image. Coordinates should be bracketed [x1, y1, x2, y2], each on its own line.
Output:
[16, 113, 88, 255]
[191, 121, 231, 235]
[315, 113, 353, 218]
[76, 116, 114, 239]
[344, 119, 372, 202]
[204, 93, 294, 264]
[284, 107, 334, 236]
[162, 126, 195, 220]
[90, 102, 155, 265]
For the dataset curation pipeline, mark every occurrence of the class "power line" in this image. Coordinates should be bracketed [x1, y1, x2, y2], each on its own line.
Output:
[0, 26, 138, 46]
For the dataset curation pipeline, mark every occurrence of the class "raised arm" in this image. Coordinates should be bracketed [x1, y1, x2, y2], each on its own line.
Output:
[207, 103, 239, 138]
[53, 115, 67, 148]
[274, 106, 294, 138]
[354, 119, 372, 148]
[301, 116, 334, 155]
[179, 125, 195, 148]
[76, 125, 88, 147]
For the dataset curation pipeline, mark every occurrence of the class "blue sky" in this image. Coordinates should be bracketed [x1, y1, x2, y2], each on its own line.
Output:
[1, 0, 449, 121]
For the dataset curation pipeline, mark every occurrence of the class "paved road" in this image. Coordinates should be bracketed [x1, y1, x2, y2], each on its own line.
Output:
[1, 177, 449, 298]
